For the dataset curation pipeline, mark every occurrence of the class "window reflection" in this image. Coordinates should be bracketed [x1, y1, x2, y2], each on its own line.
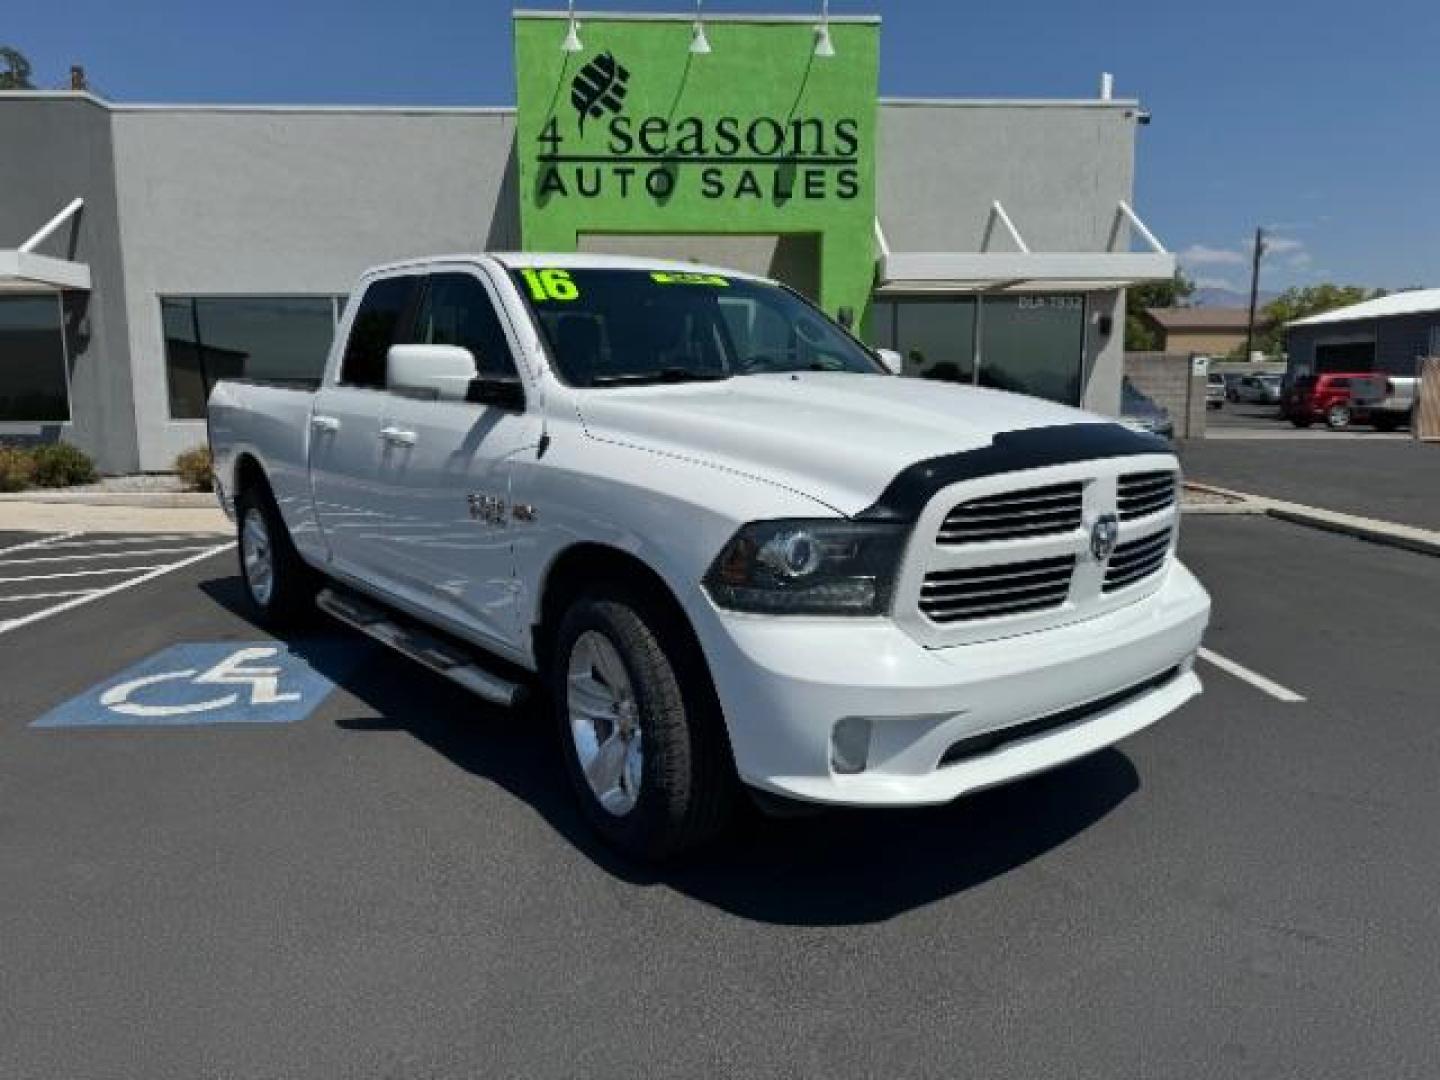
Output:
[0, 294, 70, 422]
[162, 296, 340, 419]
[868, 293, 1085, 404]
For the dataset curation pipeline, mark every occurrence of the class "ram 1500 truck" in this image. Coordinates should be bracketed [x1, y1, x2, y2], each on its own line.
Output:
[209, 253, 1211, 859]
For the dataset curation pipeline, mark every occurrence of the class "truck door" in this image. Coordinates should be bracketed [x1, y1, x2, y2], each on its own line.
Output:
[309, 272, 423, 581]
[372, 267, 543, 654]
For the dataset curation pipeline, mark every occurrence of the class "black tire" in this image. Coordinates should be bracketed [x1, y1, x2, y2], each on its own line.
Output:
[1325, 403, 1352, 430]
[235, 481, 316, 628]
[1373, 414, 1401, 432]
[549, 587, 735, 860]
[1290, 417, 1313, 429]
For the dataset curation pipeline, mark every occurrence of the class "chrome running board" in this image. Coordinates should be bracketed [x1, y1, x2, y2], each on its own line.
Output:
[316, 586, 526, 709]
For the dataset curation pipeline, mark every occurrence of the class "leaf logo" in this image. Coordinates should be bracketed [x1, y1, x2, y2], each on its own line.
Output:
[571, 51, 630, 134]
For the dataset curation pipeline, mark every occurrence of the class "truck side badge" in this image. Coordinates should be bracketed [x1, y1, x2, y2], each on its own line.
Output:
[467, 493, 507, 525]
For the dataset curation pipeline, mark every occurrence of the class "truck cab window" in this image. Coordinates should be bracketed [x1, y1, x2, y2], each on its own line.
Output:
[339, 275, 421, 388]
[414, 273, 519, 379]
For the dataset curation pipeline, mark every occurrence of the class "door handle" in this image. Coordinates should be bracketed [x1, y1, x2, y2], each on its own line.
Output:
[379, 426, 417, 447]
[310, 414, 340, 433]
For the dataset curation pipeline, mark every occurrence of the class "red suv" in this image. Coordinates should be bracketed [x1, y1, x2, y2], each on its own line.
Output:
[1283, 373, 1364, 430]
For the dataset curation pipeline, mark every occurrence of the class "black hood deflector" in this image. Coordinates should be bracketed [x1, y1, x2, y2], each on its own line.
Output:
[855, 423, 1172, 523]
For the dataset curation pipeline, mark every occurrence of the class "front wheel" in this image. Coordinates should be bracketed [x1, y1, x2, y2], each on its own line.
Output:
[550, 588, 734, 860]
[1325, 403, 1352, 430]
[235, 483, 315, 627]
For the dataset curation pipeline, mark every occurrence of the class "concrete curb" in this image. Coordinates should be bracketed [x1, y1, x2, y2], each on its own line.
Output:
[1180, 482, 1269, 516]
[1185, 481, 1440, 558]
[0, 490, 215, 508]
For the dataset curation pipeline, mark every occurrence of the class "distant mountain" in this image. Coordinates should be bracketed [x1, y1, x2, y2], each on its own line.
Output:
[1191, 287, 1278, 308]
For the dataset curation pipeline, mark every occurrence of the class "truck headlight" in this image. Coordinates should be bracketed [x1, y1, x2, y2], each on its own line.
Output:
[703, 520, 910, 615]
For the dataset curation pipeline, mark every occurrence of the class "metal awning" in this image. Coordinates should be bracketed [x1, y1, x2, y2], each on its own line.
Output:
[1, 198, 91, 292]
[875, 201, 1176, 293]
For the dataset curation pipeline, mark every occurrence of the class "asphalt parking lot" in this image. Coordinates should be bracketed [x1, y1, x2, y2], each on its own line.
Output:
[1180, 437, 1440, 531]
[3, 517, 1438, 1077]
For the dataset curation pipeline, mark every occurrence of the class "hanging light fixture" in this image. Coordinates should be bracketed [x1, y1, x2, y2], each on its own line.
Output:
[814, 0, 836, 57]
[561, 0, 583, 53]
[690, 0, 712, 55]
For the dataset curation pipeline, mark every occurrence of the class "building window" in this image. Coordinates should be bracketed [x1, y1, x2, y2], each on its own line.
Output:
[0, 294, 70, 422]
[868, 293, 1085, 404]
[161, 295, 345, 419]
[977, 294, 1086, 404]
[871, 298, 978, 384]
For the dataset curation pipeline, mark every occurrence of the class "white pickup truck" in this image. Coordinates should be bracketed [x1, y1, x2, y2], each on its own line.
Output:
[209, 253, 1210, 859]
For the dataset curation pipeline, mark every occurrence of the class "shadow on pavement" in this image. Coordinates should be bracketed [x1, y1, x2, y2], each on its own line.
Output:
[199, 573, 1140, 926]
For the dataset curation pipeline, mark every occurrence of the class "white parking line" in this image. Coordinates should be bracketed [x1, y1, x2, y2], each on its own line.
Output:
[0, 565, 173, 584]
[0, 545, 218, 565]
[0, 589, 97, 602]
[0, 541, 235, 636]
[0, 531, 81, 556]
[1199, 647, 1306, 703]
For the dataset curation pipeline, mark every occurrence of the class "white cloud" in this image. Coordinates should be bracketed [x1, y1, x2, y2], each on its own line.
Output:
[1192, 276, 1241, 292]
[1180, 244, 1247, 266]
[1181, 235, 1311, 283]
[1264, 236, 1305, 256]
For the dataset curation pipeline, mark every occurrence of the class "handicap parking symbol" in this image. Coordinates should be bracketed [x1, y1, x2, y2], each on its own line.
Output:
[32, 641, 355, 728]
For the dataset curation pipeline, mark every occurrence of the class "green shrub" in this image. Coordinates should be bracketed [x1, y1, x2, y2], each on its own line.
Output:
[0, 445, 37, 492]
[29, 443, 98, 488]
[175, 445, 214, 492]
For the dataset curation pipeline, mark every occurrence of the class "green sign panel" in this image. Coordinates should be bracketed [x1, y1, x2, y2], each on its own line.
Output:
[514, 14, 880, 320]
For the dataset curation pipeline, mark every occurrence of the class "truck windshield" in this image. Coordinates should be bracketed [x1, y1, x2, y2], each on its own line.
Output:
[508, 267, 882, 387]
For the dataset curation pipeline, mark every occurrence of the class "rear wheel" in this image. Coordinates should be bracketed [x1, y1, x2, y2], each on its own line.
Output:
[235, 482, 315, 627]
[1325, 403, 1352, 430]
[1290, 417, 1313, 429]
[1373, 413, 1401, 432]
[550, 587, 734, 860]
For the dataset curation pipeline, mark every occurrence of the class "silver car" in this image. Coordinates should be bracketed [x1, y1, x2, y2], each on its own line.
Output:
[1228, 374, 1282, 405]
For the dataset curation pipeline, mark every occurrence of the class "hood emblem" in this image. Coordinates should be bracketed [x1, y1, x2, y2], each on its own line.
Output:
[1090, 514, 1120, 561]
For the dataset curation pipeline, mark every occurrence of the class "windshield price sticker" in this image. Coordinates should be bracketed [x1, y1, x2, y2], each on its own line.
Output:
[520, 268, 580, 302]
[650, 272, 730, 287]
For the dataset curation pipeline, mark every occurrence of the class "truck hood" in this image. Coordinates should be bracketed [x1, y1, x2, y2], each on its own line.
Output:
[574, 372, 1120, 517]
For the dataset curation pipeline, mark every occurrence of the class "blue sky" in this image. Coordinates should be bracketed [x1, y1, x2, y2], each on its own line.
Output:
[8, 0, 1437, 295]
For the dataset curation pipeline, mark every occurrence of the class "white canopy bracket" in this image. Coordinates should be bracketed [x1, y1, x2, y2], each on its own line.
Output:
[19, 198, 85, 254]
[873, 217, 891, 259]
[1113, 200, 1166, 254]
[984, 201, 1031, 254]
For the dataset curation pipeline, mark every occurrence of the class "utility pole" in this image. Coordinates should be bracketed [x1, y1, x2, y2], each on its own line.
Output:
[1244, 226, 1267, 360]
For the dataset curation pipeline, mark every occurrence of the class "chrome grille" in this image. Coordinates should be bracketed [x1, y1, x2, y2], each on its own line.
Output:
[1104, 529, 1172, 592]
[936, 482, 1084, 545]
[1117, 470, 1177, 520]
[920, 554, 1075, 623]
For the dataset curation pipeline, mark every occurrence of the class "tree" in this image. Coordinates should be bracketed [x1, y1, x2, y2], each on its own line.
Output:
[1251, 284, 1379, 356]
[0, 46, 35, 90]
[1125, 270, 1196, 351]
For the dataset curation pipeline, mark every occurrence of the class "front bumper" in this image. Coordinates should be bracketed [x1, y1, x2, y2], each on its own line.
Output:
[693, 560, 1210, 806]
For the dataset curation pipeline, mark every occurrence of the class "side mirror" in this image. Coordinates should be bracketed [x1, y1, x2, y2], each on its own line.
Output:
[466, 375, 526, 411]
[386, 344, 476, 402]
[875, 348, 904, 376]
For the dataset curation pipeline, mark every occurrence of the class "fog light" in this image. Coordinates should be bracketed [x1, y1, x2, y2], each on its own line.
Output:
[831, 716, 872, 775]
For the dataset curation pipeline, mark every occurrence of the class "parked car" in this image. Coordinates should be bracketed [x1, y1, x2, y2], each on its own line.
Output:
[1349, 374, 1417, 431]
[1205, 373, 1225, 410]
[208, 253, 1210, 859]
[1228, 374, 1282, 406]
[1120, 377, 1175, 439]
[1283, 372, 1364, 429]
